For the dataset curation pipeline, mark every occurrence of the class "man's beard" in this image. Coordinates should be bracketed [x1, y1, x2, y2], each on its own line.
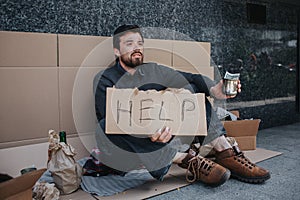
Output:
[120, 52, 143, 68]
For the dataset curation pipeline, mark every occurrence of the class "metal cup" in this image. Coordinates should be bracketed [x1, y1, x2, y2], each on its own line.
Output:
[223, 79, 238, 97]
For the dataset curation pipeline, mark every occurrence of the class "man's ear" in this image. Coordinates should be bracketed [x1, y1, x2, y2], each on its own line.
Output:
[114, 48, 120, 57]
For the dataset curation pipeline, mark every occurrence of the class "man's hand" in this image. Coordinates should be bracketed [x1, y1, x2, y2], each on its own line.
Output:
[210, 79, 242, 99]
[150, 127, 172, 143]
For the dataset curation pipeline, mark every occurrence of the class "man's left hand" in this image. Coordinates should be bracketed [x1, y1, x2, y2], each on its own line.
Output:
[150, 127, 172, 143]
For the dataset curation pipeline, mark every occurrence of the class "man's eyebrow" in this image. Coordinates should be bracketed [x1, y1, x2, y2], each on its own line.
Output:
[124, 39, 134, 43]
[124, 39, 144, 43]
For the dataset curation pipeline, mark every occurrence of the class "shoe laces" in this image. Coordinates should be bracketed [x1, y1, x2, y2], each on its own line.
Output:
[234, 152, 256, 170]
[186, 156, 214, 183]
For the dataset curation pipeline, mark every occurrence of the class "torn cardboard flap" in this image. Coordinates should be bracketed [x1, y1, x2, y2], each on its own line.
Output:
[106, 87, 207, 136]
[0, 168, 46, 200]
[223, 119, 261, 137]
[222, 111, 261, 150]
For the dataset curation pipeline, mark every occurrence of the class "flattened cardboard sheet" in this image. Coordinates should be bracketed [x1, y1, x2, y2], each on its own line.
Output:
[244, 148, 282, 163]
[106, 88, 207, 136]
[60, 148, 281, 200]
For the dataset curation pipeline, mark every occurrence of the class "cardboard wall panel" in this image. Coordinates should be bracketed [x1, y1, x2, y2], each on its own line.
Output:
[59, 66, 104, 153]
[0, 31, 212, 150]
[143, 39, 173, 66]
[59, 67, 104, 135]
[0, 31, 57, 67]
[0, 67, 59, 146]
[59, 67, 78, 134]
[174, 66, 214, 79]
[173, 40, 210, 68]
[58, 34, 114, 67]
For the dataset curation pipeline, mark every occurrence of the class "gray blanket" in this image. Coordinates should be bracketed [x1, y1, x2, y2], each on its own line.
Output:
[39, 158, 153, 196]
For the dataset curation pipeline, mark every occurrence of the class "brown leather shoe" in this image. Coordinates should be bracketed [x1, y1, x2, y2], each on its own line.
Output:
[178, 149, 197, 169]
[179, 150, 230, 187]
[215, 148, 270, 183]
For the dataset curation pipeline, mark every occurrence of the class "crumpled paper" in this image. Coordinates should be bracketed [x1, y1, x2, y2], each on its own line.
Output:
[32, 182, 60, 200]
[47, 130, 82, 194]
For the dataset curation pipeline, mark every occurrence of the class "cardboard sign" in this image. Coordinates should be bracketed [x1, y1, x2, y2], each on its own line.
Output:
[106, 88, 207, 136]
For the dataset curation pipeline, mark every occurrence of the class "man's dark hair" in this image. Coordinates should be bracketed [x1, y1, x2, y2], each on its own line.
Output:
[113, 24, 143, 49]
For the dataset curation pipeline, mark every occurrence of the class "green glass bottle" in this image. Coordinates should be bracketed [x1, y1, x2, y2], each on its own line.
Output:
[59, 131, 67, 144]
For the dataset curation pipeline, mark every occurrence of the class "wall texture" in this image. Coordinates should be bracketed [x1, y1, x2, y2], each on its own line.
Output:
[1, 0, 299, 129]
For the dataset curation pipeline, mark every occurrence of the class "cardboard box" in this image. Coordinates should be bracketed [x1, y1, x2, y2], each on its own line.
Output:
[0, 168, 46, 200]
[223, 111, 260, 151]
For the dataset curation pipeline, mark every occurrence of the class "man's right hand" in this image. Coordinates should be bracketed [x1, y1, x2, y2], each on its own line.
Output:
[210, 79, 241, 99]
[150, 127, 172, 143]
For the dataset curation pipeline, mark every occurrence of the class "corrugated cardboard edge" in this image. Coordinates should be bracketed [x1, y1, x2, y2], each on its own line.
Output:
[0, 168, 46, 200]
[60, 148, 282, 200]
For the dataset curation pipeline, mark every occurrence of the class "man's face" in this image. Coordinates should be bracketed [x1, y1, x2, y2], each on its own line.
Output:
[115, 32, 144, 68]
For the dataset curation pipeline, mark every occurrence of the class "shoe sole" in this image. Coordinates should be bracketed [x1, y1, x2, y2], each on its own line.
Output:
[231, 172, 271, 184]
[208, 169, 231, 187]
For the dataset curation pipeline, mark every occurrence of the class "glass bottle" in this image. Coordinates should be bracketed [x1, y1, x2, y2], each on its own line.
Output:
[59, 131, 67, 144]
